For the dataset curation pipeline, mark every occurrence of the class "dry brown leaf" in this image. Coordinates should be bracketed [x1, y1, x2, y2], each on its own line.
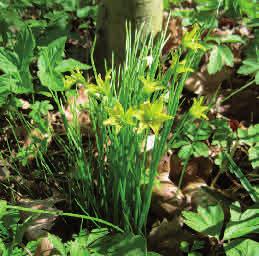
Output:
[152, 172, 185, 218]
[170, 155, 213, 187]
[185, 66, 233, 95]
[0, 159, 10, 181]
[19, 198, 62, 241]
[34, 237, 53, 256]
[148, 217, 191, 256]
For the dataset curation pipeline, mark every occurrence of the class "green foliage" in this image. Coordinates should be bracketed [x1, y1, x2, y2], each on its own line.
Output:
[172, 120, 212, 160]
[182, 204, 224, 239]
[224, 239, 259, 256]
[207, 45, 234, 74]
[238, 55, 259, 84]
[180, 240, 205, 256]
[204, 34, 244, 74]
[0, 26, 35, 106]
[182, 202, 259, 255]
[238, 124, 259, 169]
[224, 202, 259, 240]
[48, 229, 160, 256]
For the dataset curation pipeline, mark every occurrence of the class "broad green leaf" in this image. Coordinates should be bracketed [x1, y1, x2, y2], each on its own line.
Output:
[14, 26, 35, 70]
[69, 240, 90, 256]
[185, 121, 212, 141]
[91, 233, 148, 256]
[76, 6, 98, 19]
[0, 48, 19, 74]
[196, 0, 220, 12]
[0, 27, 35, 94]
[178, 144, 193, 160]
[85, 228, 109, 246]
[211, 118, 234, 147]
[224, 239, 259, 256]
[25, 240, 40, 255]
[38, 37, 67, 91]
[228, 201, 242, 222]
[13, 26, 35, 93]
[55, 59, 91, 73]
[182, 204, 224, 239]
[248, 144, 259, 168]
[238, 124, 259, 146]
[29, 100, 53, 124]
[220, 34, 245, 44]
[238, 58, 259, 75]
[224, 203, 259, 240]
[207, 45, 234, 74]
[48, 233, 67, 256]
[0, 74, 16, 106]
[192, 142, 209, 158]
[238, 57, 259, 84]
[171, 138, 190, 149]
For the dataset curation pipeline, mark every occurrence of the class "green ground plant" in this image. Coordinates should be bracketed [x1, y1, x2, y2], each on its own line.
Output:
[182, 202, 259, 256]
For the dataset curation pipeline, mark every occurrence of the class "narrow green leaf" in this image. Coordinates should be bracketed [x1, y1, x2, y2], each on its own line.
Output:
[224, 152, 258, 202]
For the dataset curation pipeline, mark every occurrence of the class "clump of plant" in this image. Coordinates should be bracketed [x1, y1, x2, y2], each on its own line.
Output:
[53, 24, 204, 233]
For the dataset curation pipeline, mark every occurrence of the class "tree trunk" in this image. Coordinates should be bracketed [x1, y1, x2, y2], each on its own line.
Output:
[95, 0, 163, 70]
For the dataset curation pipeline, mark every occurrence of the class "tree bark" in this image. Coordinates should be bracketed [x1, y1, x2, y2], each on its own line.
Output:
[95, 0, 163, 70]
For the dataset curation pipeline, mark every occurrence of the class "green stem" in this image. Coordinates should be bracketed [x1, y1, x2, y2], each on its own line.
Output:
[221, 79, 255, 103]
[6, 204, 123, 233]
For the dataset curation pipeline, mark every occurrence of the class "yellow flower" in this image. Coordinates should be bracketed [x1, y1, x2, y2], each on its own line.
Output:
[171, 58, 194, 74]
[63, 68, 85, 90]
[182, 24, 206, 51]
[139, 76, 165, 95]
[189, 97, 208, 120]
[87, 70, 112, 97]
[134, 98, 172, 135]
[103, 101, 135, 134]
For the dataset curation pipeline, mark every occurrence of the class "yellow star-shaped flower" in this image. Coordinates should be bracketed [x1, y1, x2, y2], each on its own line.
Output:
[103, 101, 135, 134]
[189, 97, 208, 120]
[134, 98, 172, 135]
